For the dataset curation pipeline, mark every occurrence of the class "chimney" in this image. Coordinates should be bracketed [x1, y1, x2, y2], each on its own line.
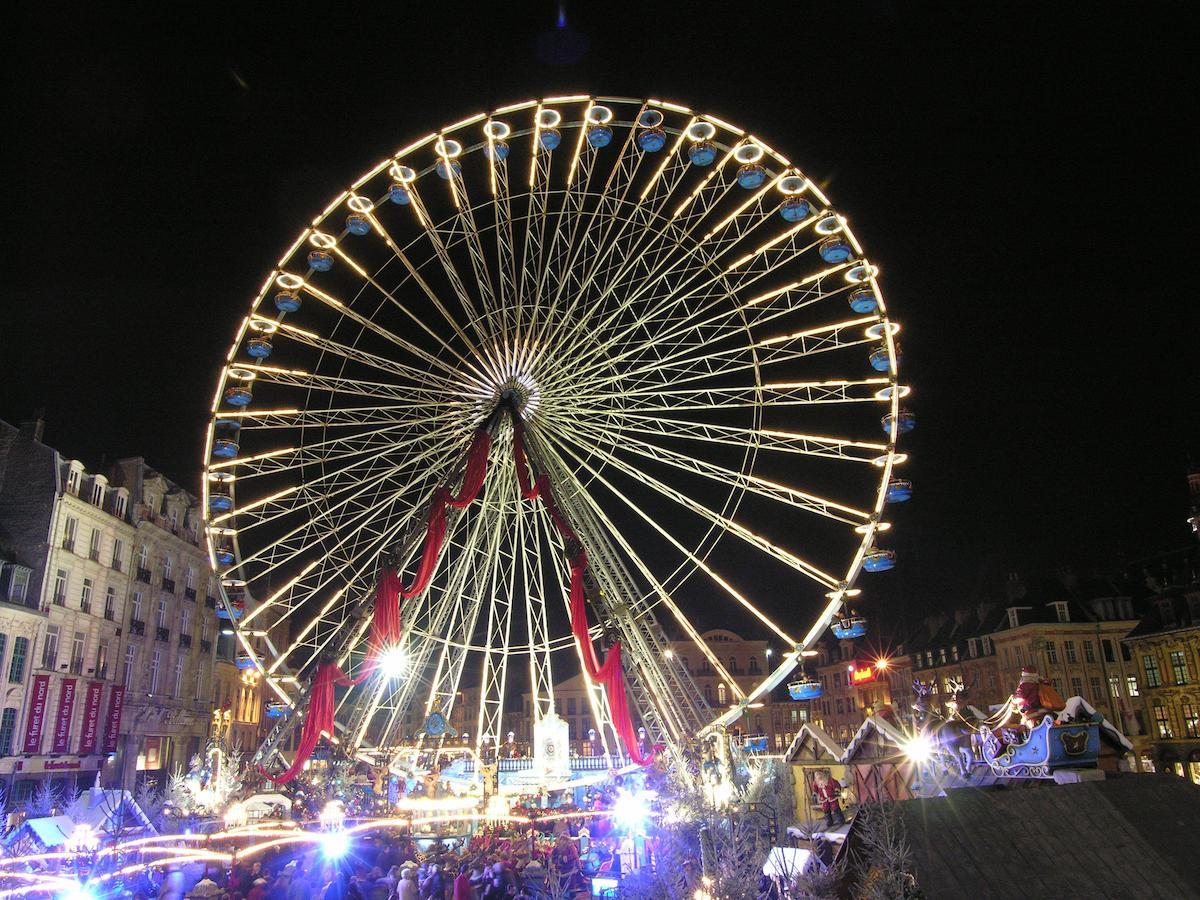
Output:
[1005, 572, 1026, 602]
[19, 411, 45, 443]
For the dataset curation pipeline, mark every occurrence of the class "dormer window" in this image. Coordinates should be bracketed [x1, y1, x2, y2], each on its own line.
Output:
[66, 462, 84, 496]
[114, 489, 129, 520]
[1051, 601, 1070, 623]
[90, 474, 108, 507]
[1007, 608, 1021, 628]
[968, 638, 979, 658]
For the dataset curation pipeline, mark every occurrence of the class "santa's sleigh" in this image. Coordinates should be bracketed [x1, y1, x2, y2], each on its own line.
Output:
[978, 711, 1102, 778]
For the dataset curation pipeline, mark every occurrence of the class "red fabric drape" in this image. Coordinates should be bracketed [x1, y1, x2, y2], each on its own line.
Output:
[400, 430, 491, 597]
[258, 661, 352, 784]
[513, 419, 540, 500]
[524, 442, 652, 766]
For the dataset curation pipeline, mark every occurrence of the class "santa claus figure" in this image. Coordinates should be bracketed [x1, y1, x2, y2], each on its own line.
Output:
[813, 770, 845, 829]
[1012, 667, 1059, 728]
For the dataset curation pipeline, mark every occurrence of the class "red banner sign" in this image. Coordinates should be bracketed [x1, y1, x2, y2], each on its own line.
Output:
[102, 686, 125, 754]
[51, 679, 77, 753]
[78, 681, 104, 754]
[23, 674, 50, 754]
[850, 666, 877, 685]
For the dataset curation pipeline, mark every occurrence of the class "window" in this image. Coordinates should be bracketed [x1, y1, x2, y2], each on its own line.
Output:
[114, 491, 128, 519]
[1170, 651, 1189, 685]
[1108, 676, 1121, 699]
[836, 698, 844, 715]
[112, 538, 124, 571]
[982, 637, 992, 655]
[149, 649, 162, 694]
[1064, 641, 1078, 663]
[938, 648, 947, 665]
[201, 618, 212, 644]
[42, 626, 60, 670]
[62, 516, 78, 550]
[1046, 641, 1058, 664]
[1183, 703, 1200, 739]
[1070, 676, 1082, 697]
[80, 578, 93, 614]
[70, 632, 85, 675]
[1051, 602, 1070, 623]
[66, 466, 82, 495]
[90, 479, 105, 506]
[566, 698, 576, 716]
[137, 545, 149, 571]
[180, 608, 191, 637]
[704, 685, 713, 705]
[952, 645, 960, 662]
[185, 567, 195, 590]
[1089, 676, 1102, 700]
[1052, 678, 1064, 696]
[131, 591, 143, 622]
[9, 569, 29, 604]
[172, 658, 183, 699]
[157, 598, 168, 628]
[1007, 608, 1020, 628]
[195, 666, 205, 702]
[749, 656, 760, 674]
[1144, 655, 1162, 688]
[968, 639, 978, 658]
[1084, 641, 1096, 664]
[52, 570, 68, 606]
[1127, 675, 1140, 697]
[1103, 640, 1115, 663]
[88, 528, 102, 561]
[718, 683, 727, 705]
[104, 587, 116, 621]
[1154, 704, 1174, 739]
[0, 708, 16, 755]
[95, 641, 109, 680]
[9, 638, 28, 683]
[162, 555, 173, 580]
[122, 646, 137, 689]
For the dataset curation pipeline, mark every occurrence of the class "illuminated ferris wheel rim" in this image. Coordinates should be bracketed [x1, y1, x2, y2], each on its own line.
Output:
[200, 94, 910, 748]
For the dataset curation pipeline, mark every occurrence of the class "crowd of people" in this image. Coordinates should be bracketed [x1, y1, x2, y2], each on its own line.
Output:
[194, 820, 632, 900]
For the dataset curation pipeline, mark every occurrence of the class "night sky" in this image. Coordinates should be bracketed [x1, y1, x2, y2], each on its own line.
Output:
[6, 2, 1196, 628]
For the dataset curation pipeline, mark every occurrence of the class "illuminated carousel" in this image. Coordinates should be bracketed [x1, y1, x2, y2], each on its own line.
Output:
[198, 95, 911, 827]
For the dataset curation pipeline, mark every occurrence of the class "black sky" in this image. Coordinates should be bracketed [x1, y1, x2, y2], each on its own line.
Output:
[5, 2, 1197, 625]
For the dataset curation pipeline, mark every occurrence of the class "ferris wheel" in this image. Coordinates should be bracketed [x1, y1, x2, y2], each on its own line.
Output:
[201, 95, 912, 776]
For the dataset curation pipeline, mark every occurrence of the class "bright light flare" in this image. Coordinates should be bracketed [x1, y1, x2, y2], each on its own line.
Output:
[378, 645, 407, 678]
[59, 886, 98, 900]
[320, 830, 350, 860]
[610, 788, 654, 834]
[903, 733, 934, 764]
[875, 658, 890, 671]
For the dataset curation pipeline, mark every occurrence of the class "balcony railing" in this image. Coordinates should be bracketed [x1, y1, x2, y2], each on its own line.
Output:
[162, 577, 176, 593]
[205, 595, 218, 609]
[184, 587, 197, 601]
[80, 600, 92, 615]
[136, 568, 151, 584]
[69, 658, 83, 676]
[88, 548, 101, 562]
[96, 666, 108, 680]
[103, 606, 115, 622]
[200, 639, 213, 654]
[111, 558, 123, 573]
[62, 538, 75, 552]
[156, 627, 170, 642]
[52, 593, 66, 607]
[129, 619, 145, 636]
[179, 633, 192, 649]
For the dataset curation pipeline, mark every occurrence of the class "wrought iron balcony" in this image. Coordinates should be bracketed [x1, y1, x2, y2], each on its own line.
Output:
[155, 627, 170, 642]
[184, 587, 197, 601]
[179, 633, 192, 649]
[200, 639, 213, 654]
[162, 577, 176, 593]
[129, 619, 145, 636]
[136, 567, 152, 584]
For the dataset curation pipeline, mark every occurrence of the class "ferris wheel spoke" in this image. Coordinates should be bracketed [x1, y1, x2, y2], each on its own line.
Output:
[233, 363, 479, 409]
[545, 427, 843, 590]
[290, 279, 484, 386]
[580, 378, 890, 415]
[266, 319, 483, 395]
[223, 404, 468, 433]
[571, 419, 871, 526]
[541, 433, 798, 643]
[592, 413, 890, 464]
[488, 150, 521, 340]
[209, 417, 467, 482]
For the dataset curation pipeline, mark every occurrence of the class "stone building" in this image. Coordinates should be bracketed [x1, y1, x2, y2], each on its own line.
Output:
[1120, 548, 1200, 779]
[0, 420, 219, 797]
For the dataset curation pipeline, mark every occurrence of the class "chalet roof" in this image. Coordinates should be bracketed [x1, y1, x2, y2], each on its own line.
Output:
[842, 714, 908, 760]
[888, 775, 1200, 896]
[783, 723, 843, 763]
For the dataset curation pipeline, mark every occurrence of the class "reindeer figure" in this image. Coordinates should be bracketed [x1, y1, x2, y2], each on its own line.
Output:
[910, 678, 976, 777]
